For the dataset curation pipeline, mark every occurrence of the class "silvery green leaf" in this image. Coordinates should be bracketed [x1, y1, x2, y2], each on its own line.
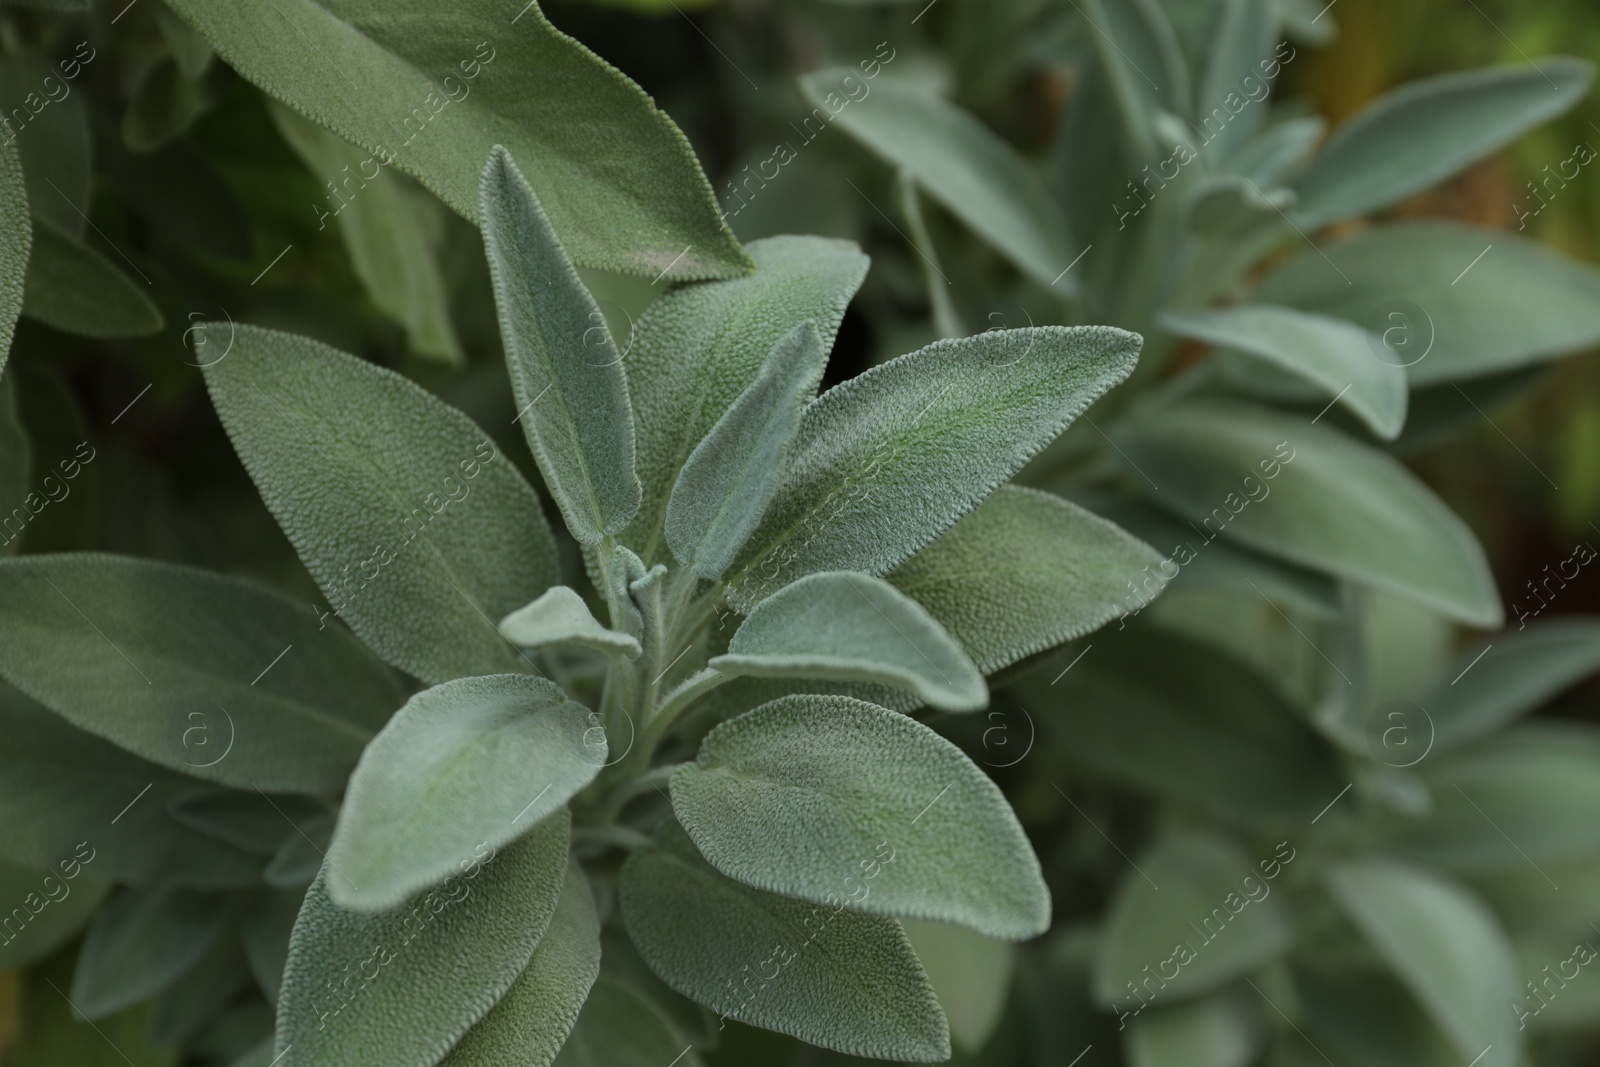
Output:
[21, 220, 161, 338]
[726, 326, 1141, 610]
[439, 863, 600, 1067]
[1162, 304, 1407, 439]
[1327, 860, 1521, 1067]
[0, 554, 400, 792]
[797, 71, 1076, 293]
[1110, 399, 1501, 626]
[325, 675, 600, 911]
[480, 146, 641, 544]
[619, 821, 949, 1061]
[0, 860, 109, 971]
[1231, 116, 1325, 185]
[1292, 58, 1593, 227]
[1125, 988, 1264, 1067]
[624, 236, 869, 568]
[275, 812, 571, 1067]
[71, 885, 232, 1018]
[551, 976, 703, 1067]
[202, 324, 558, 684]
[671, 695, 1048, 938]
[163, 0, 751, 280]
[0, 131, 31, 374]
[711, 573, 986, 713]
[666, 323, 822, 579]
[499, 586, 641, 660]
[889, 486, 1164, 676]
[1195, 0, 1274, 154]
[1082, 0, 1191, 160]
[1426, 617, 1600, 752]
[901, 919, 1015, 1055]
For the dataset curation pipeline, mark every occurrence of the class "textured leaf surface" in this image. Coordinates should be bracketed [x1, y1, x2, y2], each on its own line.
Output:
[1111, 400, 1500, 626]
[0, 860, 109, 971]
[440, 864, 600, 1067]
[499, 586, 641, 659]
[0, 554, 400, 792]
[276, 812, 570, 1067]
[1162, 304, 1407, 439]
[620, 822, 949, 1061]
[1256, 221, 1600, 386]
[72, 885, 232, 1018]
[666, 323, 821, 579]
[481, 147, 640, 544]
[550, 976, 701, 1067]
[888, 486, 1161, 676]
[163, 0, 748, 279]
[712, 573, 986, 712]
[624, 236, 869, 567]
[1327, 860, 1520, 1067]
[202, 324, 557, 684]
[21, 220, 161, 338]
[672, 695, 1048, 938]
[726, 326, 1141, 610]
[1426, 617, 1600, 752]
[799, 71, 1076, 292]
[1293, 58, 1592, 227]
[901, 919, 1015, 1055]
[327, 674, 599, 911]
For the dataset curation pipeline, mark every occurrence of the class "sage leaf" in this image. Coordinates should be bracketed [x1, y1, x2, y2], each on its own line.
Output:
[499, 586, 641, 660]
[1425, 618, 1600, 752]
[0, 860, 109, 971]
[624, 235, 868, 567]
[326, 675, 601, 911]
[167, 790, 326, 856]
[480, 146, 641, 544]
[671, 695, 1048, 938]
[550, 976, 702, 1067]
[619, 821, 949, 1061]
[71, 885, 232, 1018]
[162, 0, 750, 279]
[241, 886, 303, 1006]
[0, 554, 401, 793]
[440, 864, 600, 1067]
[901, 919, 1015, 1055]
[21, 220, 161, 338]
[202, 324, 558, 684]
[1293, 58, 1593, 228]
[148, 930, 252, 1048]
[275, 812, 571, 1067]
[1125, 989, 1264, 1067]
[666, 323, 822, 579]
[0, 87, 31, 371]
[726, 325, 1141, 610]
[710, 572, 986, 713]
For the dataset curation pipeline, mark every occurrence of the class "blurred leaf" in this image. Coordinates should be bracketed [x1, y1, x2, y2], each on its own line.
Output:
[0, 860, 109, 971]
[152, 0, 214, 79]
[550, 976, 703, 1067]
[21, 220, 161, 338]
[99, 135, 250, 261]
[1195, 0, 1274, 154]
[902, 919, 1015, 1055]
[0, 54, 90, 238]
[240, 885, 302, 1006]
[122, 56, 209, 153]
[166, 790, 324, 856]
[11, 953, 174, 1067]
[1082, 0, 1191, 159]
[147, 928, 251, 1047]
[1426, 617, 1600, 752]
[1126, 988, 1264, 1067]
[71, 884, 232, 1018]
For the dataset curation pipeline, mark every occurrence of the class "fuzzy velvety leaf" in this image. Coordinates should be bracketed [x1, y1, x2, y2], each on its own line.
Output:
[499, 586, 641, 659]
[889, 486, 1162, 676]
[666, 323, 821, 579]
[439, 864, 600, 1067]
[202, 324, 557, 684]
[672, 695, 1048, 938]
[726, 326, 1141, 610]
[275, 812, 570, 1067]
[1110, 399, 1500, 626]
[550, 976, 702, 1067]
[620, 821, 949, 1061]
[624, 236, 869, 568]
[326, 674, 600, 911]
[902, 919, 1015, 1055]
[0, 860, 109, 971]
[162, 0, 749, 279]
[0, 554, 399, 792]
[21, 220, 161, 338]
[71, 885, 232, 1018]
[798, 71, 1077, 292]
[1292, 58, 1593, 227]
[481, 147, 640, 544]
[712, 573, 986, 712]
[1426, 617, 1600, 752]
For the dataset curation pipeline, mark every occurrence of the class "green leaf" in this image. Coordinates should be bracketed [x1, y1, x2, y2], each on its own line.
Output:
[888, 486, 1164, 676]
[0, 130, 30, 361]
[71, 884, 232, 1018]
[1083, 0, 1191, 159]
[162, 0, 749, 280]
[1162, 305, 1407, 439]
[1093, 833, 1293, 1008]
[0, 553, 400, 792]
[21, 220, 162, 338]
[275, 811, 571, 1067]
[1195, 0, 1274, 155]
[550, 976, 702, 1067]
[666, 323, 822, 579]
[1125, 989, 1264, 1067]
[798, 71, 1077, 293]
[499, 586, 641, 659]
[713, 573, 986, 712]
[0, 680, 262, 888]
[264, 812, 333, 888]
[624, 235, 869, 568]
[0, 53, 90, 239]
[1427, 617, 1600, 752]
[270, 104, 463, 365]
[0, 859, 109, 971]
[726, 326, 1141, 610]
[325, 674, 601, 911]
[1292, 58, 1593, 228]
[901, 919, 1015, 1055]
[480, 146, 641, 544]
[1110, 399, 1501, 626]
[122, 56, 209, 152]
[439, 863, 601, 1067]
[202, 324, 558, 684]
[0, 374, 28, 507]
[619, 821, 949, 1061]
[1283, 965, 1461, 1067]
[671, 695, 1048, 938]
[1327, 860, 1521, 1067]
[241, 886, 302, 1006]
[149, 927, 252, 1047]
[1255, 221, 1600, 386]
[167, 790, 326, 856]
